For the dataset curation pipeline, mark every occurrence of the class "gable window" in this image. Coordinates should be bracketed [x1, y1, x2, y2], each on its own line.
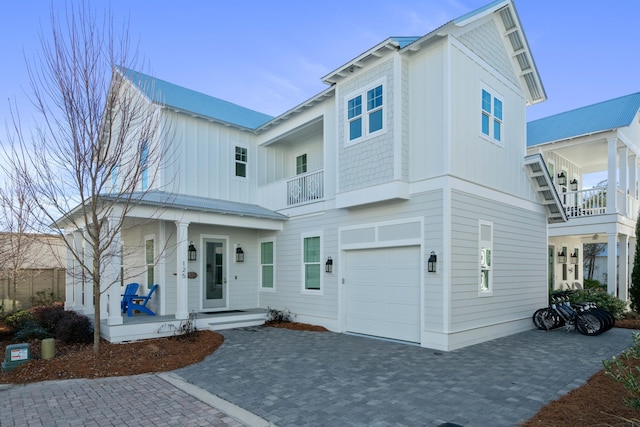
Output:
[235, 146, 248, 178]
[260, 241, 274, 289]
[479, 220, 493, 296]
[296, 154, 307, 175]
[303, 235, 321, 291]
[481, 89, 503, 143]
[346, 82, 385, 143]
[140, 141, 149, 190]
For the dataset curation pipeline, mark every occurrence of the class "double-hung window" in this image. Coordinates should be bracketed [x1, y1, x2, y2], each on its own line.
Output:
[145, 237, 155, 289]
[346, 82, 385, 143]
[302, 235, 321, 291]
[479, 220, 493, 296]
[235, 146, 248, 178]
[260, 241, 274, 290]
[481, 89, 503, 143]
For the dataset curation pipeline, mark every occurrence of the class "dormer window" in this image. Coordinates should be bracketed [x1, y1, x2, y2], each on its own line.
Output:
[346, 81, 385, 144]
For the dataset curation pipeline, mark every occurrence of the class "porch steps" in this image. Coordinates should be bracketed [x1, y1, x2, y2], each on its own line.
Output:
[205, 309, 268, 331]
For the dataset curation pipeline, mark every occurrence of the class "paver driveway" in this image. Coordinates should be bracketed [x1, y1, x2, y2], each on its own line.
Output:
[177, 326, 635, 427]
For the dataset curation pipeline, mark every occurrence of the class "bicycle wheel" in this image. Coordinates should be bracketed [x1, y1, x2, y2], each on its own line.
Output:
[591, 308, 615, 331]
[575, 312, 604, 336]
[533, 308, 559, 330]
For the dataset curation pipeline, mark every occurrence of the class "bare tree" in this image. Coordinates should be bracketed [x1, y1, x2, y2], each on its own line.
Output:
[3, 3, 166, 352]
[583, 242, 607, 281]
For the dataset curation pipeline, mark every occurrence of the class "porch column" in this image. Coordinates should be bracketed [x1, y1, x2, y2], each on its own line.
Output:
[64, 233, 75, 310]
[106, 218, 123, 326]
[630, 237, 637, 302]
[607, 232, 618, 296]
[607, 137, 617, 214]
[619, 146, 628, 216]
[175, 221, 189, 320]
[72, 230, 84, 311]
[83, 235, 94, 315]
[630, 154, 638, 215]
[619, 234, 629, 301]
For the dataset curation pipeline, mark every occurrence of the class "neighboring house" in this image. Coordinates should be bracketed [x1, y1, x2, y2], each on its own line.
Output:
[62, 0, 564, 351]
[527, 93, 640, 300]
[0, 233, 66, 310]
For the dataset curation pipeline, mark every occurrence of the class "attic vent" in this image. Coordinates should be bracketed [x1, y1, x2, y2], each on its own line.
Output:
[523, 72, 542, 101]
[499, 8, 516, 30]
[507, 31, 524, 51]
[515, 52, 531, 71]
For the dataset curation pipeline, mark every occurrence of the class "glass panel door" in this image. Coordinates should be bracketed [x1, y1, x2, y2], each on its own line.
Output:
[203, 240, 226, 309]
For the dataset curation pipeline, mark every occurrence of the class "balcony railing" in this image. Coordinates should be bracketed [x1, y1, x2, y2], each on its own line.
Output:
[287, 170, 324, 206]
[562, 187, 638, 220]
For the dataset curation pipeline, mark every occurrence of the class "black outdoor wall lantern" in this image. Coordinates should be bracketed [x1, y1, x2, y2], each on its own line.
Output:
[557, 172, 567, 186]
[557, 249, 567, 264]
[236, 245, 244, 263]
[325, 256, 333, 273]
[570, 179, 578, 191]
[428, 251, 437, 273]
[188, 241, 197, 261]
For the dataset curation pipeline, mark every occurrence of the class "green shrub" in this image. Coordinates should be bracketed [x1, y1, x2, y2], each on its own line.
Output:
[30, 290, 62, 307]
[13, 320, 52, 341]
[266, 307, 293, 323]
[566, 289, 627, 319]
[54, 312, 93, 344]
[4, 310, 36, 331]
[603, 332, 640, 408]
[583, 278, 606, 291]
[30, 303, 66, 333]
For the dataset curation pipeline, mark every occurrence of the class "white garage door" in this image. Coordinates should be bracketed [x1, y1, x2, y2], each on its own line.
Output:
[345, 246, 421, 343]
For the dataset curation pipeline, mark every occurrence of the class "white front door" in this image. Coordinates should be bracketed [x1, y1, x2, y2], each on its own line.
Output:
[203, 239, 226, 309]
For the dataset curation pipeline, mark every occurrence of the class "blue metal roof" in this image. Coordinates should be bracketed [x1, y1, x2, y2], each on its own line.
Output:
[527, 92, 640, 146]
[102, 190, 288, 221]
[117, 67, 273, 130]
[390, 36, 420, 49]
[454, 0, 506, 24]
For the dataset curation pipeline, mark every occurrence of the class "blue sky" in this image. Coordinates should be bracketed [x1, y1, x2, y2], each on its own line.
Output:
[1, 1, 638, 127]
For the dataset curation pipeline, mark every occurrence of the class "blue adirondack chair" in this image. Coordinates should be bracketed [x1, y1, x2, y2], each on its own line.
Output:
[127, 284, 158, 317]
[121, 283, 140, 314]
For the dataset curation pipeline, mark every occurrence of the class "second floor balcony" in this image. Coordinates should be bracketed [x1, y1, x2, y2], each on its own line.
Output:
[258, 169, 324, 211]
[562, 186, 638, 221]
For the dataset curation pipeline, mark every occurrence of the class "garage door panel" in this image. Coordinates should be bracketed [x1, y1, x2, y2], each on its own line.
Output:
[346, 247, 420, 343]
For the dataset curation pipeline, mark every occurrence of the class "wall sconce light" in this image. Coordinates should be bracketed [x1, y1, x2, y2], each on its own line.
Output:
[428, 251, 437, 273]
[188, 241, 197, 261]
[557, 172, 567, 186]
[571, 249, 579, 264]
[557, 249, 567, 264]
[235, 245, 244, 263]
[325, 256, 333, 273]
[570, 179, 578, 191]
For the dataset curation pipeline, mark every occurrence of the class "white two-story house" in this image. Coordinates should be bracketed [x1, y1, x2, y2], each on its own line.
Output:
[527, 92, 640, 300]
[63, 0, 564, 351]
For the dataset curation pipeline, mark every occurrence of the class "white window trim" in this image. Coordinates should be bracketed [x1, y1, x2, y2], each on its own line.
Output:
[478, 220, 493, 297]
[480, 85, 504, 147]
[234, 145, 249, 180]
[301, 230, 323, 295]
[344, 78, 387, 147]
[259, 238, 276, 292]
[144, 234, 156, 290]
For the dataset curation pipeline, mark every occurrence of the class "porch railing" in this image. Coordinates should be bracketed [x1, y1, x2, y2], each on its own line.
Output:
[287, 170, 324, 206]
[562, 187, 638, 219]
[563, 187, 606, 217]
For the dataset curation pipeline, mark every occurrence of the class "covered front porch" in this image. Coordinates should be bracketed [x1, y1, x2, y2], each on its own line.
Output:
[94, 308, 268, 343]
[64, 191, 286, 342]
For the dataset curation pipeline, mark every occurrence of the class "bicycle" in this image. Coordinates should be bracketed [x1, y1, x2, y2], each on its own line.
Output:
[532, 292, 607, 335]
